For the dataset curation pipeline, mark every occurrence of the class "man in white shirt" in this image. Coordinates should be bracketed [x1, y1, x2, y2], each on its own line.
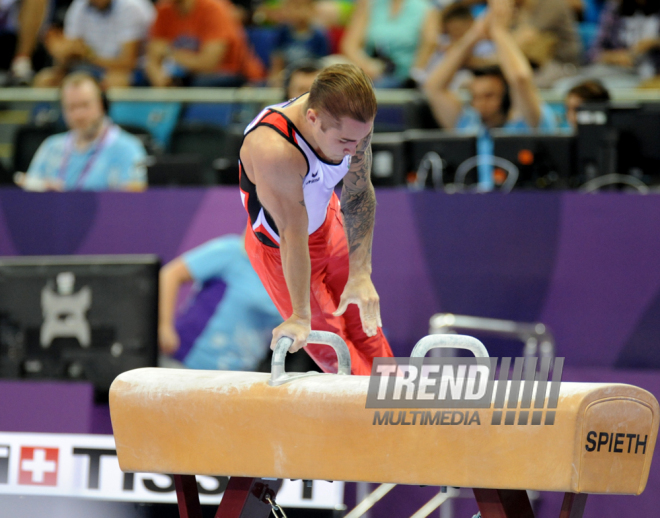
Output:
[34, 0, 155, 87]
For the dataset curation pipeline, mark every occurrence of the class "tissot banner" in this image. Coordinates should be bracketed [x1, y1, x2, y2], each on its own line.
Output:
[0, 432, 343, 509]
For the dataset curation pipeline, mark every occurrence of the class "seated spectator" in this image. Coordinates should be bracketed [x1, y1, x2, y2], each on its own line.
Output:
[158, 234, 283, 371]
[511, 0, 581, 87]
[582, 0, 608, 23]
[283, 59, 322, 99]
[340, 0, 439, 88]
[418, 3, 496, 86]
[424, 0, 557, 189]
[590, 0, 660, 81]
[0, 0, 48, 84]
[268, 0, 329, 87]
[18, 72, 147, 191]
[567, 0, 587, 19]
[145, 0, 265, 87]
[315, 0, 356, 28]
[34, 0, 155, 88]
[564, 79, 610, 129]
[230, 0, 257, 25]
[253, 0, 351, 28]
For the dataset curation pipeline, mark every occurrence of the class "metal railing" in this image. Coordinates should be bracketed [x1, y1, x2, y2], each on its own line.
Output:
[3, 86, 660, 104]
[429, 313, 555, 359]
[0, 87, 421, 104]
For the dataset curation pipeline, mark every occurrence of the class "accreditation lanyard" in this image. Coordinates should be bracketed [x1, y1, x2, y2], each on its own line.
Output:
[58, 123, 116, 189]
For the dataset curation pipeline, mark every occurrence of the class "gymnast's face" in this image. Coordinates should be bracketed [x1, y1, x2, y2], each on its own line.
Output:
[308, 110, 373, 163]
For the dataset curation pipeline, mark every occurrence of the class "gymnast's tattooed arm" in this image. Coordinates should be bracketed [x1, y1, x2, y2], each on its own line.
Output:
[334, 129, 382, 337]
[341, 129, 375, 268]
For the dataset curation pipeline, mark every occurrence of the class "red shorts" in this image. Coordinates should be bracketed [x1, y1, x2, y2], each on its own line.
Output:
[245, 193, 393, 375]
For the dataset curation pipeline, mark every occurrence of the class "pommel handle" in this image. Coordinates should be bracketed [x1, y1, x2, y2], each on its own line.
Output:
[269, 330, 351, 386]
[410, 334, 490, 358]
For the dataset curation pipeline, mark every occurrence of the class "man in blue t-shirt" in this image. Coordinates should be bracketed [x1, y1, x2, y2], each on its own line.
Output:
[423, 0, 558, 190]
[158, 234, 284, 371]
[21, 71, 146, 191]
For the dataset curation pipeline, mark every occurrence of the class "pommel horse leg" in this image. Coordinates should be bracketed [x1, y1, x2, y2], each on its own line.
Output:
[173, 475, 202, 518]
[173, 475, 282, 518]
[473, 488, 588, 518]
[559, 493, 588, 518]
[473, 488, 535, 518]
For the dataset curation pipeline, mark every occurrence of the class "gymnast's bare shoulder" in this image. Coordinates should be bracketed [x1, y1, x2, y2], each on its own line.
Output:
[240, 125, 308, 226]
[240, 125, 306, 186]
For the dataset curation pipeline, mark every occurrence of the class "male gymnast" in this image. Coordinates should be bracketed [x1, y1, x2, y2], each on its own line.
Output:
[238, 63, 393, 375]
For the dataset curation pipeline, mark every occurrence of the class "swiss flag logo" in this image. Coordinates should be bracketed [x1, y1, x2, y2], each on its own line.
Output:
[19, 447, 59, 486]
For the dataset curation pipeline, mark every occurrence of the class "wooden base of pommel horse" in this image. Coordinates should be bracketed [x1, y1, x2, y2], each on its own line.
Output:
[109, 333, 659, 518]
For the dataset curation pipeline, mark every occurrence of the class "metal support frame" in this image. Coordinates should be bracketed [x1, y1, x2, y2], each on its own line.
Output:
[410, 487, 459, 518]
[173, 475, 282, 518]
[345, 483, 397, 518]
[429, 313, 555, 359]
[347, 484, 461, 518]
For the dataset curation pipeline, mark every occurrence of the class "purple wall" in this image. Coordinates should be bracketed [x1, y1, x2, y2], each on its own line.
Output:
[3, 188, 660, 366]
[0, 380, 94, 434]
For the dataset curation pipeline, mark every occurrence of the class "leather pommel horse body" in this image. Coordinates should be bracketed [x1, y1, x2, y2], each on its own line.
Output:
[109, 333, 659, 518]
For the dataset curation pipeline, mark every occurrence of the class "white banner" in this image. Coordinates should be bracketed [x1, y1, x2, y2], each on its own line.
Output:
[0, 432, 344, 509]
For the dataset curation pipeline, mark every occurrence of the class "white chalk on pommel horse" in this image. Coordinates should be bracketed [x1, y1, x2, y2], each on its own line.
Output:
[109, 331, 659, 518]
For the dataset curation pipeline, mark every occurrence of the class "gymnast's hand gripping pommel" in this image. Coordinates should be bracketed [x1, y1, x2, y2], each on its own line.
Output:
[269, 330, 352, 386]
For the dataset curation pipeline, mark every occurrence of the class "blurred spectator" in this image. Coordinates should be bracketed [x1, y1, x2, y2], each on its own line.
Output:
[145, 0, 265, 87]
[254, 0, 352, 28]
[158, 234, 283, 371]
[567, 0, 586, 19]
[590, 0, 660, 81]
[230, 0, 256, 25]
[511, 0, 581, 87]
[340, 0, 439, 87]
[283, 59, 322, 99]
[564, 79, 610, 128]
[267, 0, 329, 86]
[0, 0, 48, 84]
[583, 0, 608, 23]
[314, 0, 355, 27]
[18, 72, 147, 191]
[418, 3, 496, 86]
[442, 3, 475, 42]
[34, 0, 155, 88]
[424, 0, 557, 189]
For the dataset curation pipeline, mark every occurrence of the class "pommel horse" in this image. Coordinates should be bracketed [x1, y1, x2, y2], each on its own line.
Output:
[109, 332, 659, 518]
